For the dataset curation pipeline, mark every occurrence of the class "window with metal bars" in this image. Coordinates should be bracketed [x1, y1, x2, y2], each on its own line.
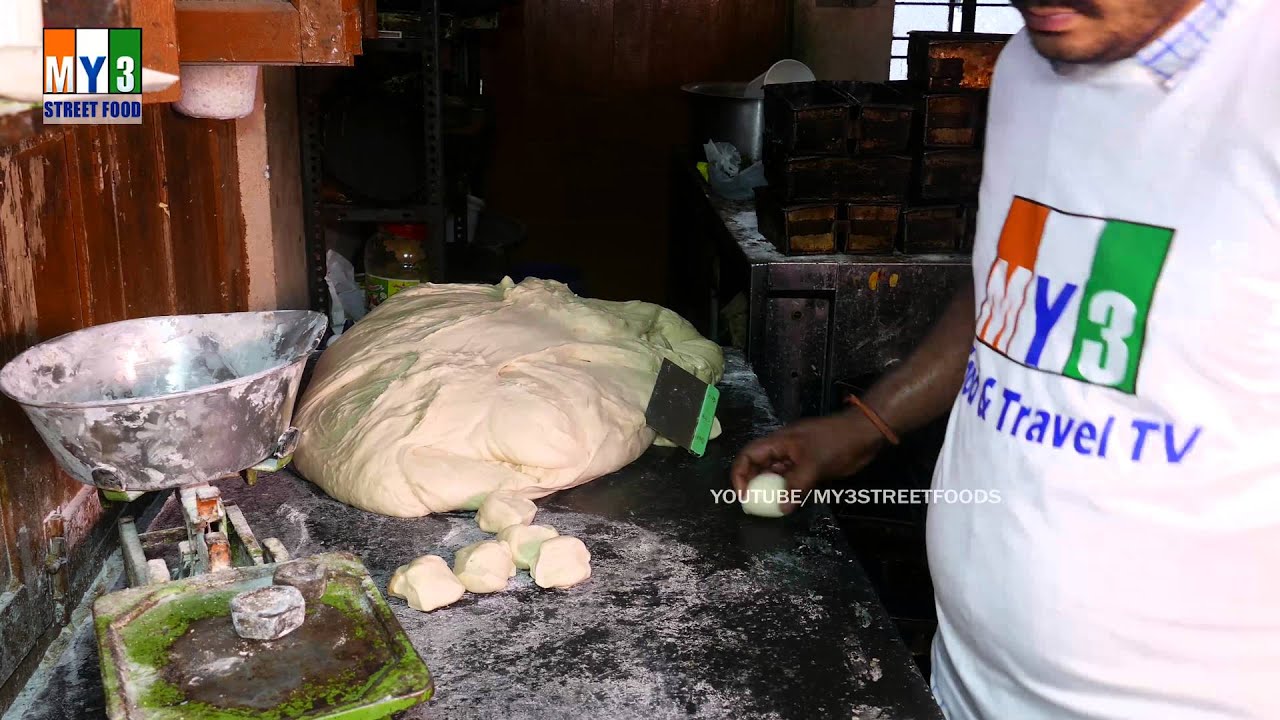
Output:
[891, 0, 1024, 79]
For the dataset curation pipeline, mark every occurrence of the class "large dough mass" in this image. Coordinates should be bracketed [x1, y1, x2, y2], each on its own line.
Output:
[293, 278, 724, 517]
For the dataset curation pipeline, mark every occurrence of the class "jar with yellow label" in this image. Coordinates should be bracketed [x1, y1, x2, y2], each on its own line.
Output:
[364, 223, 429, 309]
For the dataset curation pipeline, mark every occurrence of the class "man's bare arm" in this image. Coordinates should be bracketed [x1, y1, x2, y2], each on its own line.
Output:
[861, 276, 975, 437]
[731, 277, 976, 497]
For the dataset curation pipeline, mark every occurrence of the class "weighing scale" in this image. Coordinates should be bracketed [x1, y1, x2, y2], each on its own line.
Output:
[0, 311, 433, 720]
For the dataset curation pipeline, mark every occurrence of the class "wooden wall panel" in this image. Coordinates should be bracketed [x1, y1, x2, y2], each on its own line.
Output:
[24, 142, 89, 343]
[483, 0, 789, 303]
[0, 109, 247, 700]
[161, 107, 248, 314]
[109, 116, 180, 317]
[0, 130, 90, 700]
[65, 126, 129, 326]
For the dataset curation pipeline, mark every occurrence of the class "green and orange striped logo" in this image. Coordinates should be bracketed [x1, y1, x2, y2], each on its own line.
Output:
[976, 196, 1174, 394]
[43, 28, 141, 95]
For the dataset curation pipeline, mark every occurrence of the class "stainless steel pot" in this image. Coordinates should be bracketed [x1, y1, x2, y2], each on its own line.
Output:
[681, 81, 763, 165]
[0, 311, 327, 492]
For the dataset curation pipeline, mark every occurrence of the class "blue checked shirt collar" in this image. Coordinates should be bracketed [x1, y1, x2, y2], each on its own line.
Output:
[1135, 0, 1235, 89]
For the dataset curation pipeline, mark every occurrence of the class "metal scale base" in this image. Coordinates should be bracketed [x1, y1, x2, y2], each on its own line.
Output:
[94, 552, 433, 720]
[110, 457, 297, 587]
[93, 464, 433, 720]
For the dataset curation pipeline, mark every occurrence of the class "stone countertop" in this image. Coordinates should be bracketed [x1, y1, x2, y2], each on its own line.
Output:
[13, 351, 941, 720]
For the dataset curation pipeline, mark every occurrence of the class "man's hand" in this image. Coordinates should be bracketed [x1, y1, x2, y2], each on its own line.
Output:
[730, 277, 976, 514]
[730, 413, 886, 512]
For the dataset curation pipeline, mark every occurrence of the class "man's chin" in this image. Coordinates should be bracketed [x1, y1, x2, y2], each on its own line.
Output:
[1027, 33, 1109, 63]
[1026, 29, 1140, 64]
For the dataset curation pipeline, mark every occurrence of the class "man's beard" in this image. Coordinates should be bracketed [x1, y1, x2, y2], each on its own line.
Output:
[1012, 0, 1118, 63]
[1010, 0, 1102, 17]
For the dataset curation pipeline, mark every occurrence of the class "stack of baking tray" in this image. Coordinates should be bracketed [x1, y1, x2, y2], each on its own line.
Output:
[758, 81, 914, 255]
[754, 32, 1009, 257]
[898, 31, 1009, 254]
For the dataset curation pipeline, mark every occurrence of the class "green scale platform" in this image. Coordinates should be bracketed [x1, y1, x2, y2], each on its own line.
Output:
[93, 552, 433, 720]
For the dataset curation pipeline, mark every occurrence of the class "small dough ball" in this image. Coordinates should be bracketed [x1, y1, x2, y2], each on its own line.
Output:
[530, 536, 592, 589]
[497, 524, 559, 570]
[388, 556, 465, 612]
[476, 491, 538, 533]
[453, 540, 516, 593]
[741, 472, 787, 518]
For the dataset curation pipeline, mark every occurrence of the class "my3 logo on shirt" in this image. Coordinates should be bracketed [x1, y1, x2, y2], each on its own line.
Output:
[975, 196, 1173, 394]
[963, 196, 1198, 464]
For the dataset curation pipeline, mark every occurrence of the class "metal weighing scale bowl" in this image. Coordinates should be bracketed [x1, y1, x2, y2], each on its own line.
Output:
[0, 311, 327, 492]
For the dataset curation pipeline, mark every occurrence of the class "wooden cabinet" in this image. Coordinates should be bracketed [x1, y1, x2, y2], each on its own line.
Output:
[1, 0, 367, 146]
[40, 0, 368, 68]
[175, 0, 366, 65]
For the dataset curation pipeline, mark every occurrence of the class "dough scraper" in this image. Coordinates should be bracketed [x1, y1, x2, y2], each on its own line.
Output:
[645, 358, 720, 456]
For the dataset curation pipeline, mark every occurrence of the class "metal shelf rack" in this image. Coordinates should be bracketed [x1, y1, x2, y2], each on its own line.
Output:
[298, 0, 447, 314]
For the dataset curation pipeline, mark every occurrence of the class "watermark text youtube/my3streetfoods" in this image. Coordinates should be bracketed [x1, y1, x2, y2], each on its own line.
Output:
[712, 487, 1003, 507]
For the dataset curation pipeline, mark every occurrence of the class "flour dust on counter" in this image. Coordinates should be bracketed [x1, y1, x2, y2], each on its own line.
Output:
[724, 204, 789, 263]
[12, 351, 938, 720]
[718, 361, 786, 435]
[293, 277, 725, 518]
[385, 508, 879, 720]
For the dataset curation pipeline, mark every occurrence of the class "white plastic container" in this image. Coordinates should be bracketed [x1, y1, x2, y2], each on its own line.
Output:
[174, 64, 259, 120]
[744, 59, 817, 98]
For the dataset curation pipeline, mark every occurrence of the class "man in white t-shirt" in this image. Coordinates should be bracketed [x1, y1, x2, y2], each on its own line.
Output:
[733, 0, 1280, 718]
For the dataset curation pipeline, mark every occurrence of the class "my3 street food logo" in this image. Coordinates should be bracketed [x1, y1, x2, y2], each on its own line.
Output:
[43, 28, 144, 125]
[975, 196, 1174, 394]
